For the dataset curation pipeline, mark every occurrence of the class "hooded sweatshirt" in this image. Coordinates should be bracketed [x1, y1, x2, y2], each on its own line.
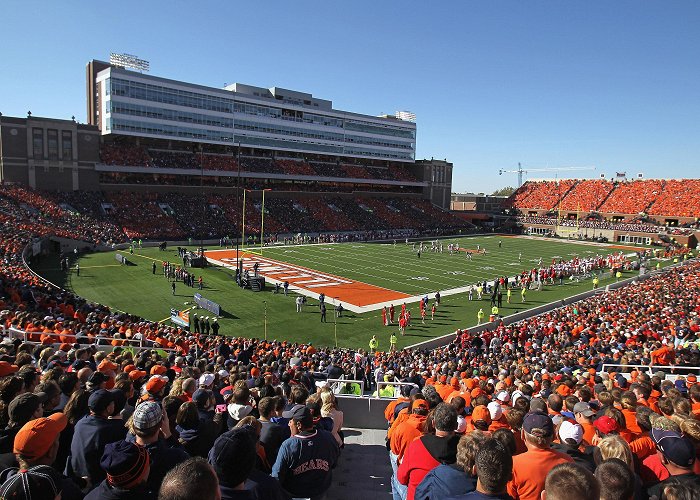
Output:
[397, 433, 460, 500]
[414, 463, 476, 500]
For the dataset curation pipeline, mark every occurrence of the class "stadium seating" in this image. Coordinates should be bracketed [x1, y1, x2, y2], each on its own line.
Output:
[648, 179, 700, 217]
[1, 175, 699, 500]
[597, 179, 664, 215]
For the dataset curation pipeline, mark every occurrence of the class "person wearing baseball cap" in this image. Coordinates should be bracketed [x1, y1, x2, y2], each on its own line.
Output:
[68, 389, 126, 487]
[0, 393, 47, 455]
[593, 415, 620, 440]
[573, 401, 597, 446]
[397, 403, 459, 500]
[272, 404, 339, 500]
[0, 465, 63, 500]
[0, 413, 84, 499]
[507, 412, 573, 500]
[551, 420, 595, 473]
[140, 375, 168, 403]
[131, 401, 189, 492]
[390, 398, 430, 472]
[84, 440, 152, 500]
[471, 404, 493, 432]
[646, 429, 700, 499]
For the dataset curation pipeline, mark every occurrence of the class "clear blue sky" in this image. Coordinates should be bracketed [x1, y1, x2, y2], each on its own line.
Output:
[2, 1, 699, 194]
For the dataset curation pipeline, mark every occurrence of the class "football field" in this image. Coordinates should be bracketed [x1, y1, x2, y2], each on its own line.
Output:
[33, 235, 645, 350]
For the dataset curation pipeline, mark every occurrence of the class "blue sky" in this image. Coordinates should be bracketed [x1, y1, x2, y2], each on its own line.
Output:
[1, 1, 699, 193]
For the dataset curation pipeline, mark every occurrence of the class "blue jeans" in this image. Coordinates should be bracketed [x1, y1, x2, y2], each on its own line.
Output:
[390, 451, 407, 500]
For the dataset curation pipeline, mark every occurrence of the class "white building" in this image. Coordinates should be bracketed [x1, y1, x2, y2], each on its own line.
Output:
[87, 60, 416, 162]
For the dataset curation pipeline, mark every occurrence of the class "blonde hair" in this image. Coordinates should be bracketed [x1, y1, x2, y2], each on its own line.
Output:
[320, 390, 336, 417]
[167, 378, 185, 398]
[598, 435, 633, 468]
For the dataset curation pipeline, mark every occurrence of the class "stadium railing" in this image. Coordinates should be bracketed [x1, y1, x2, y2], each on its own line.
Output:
[601, 363, 700, 383]
[323, 378, 366, 397]
[375, 381, 418, 399]
[3, 327, 178, 354]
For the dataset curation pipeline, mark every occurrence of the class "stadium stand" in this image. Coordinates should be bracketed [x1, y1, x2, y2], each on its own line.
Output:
[0, 184, 698, 497]
[505, 179, 676, 216]
[648, 179, 700, 218]
[597, 179, 665, 215]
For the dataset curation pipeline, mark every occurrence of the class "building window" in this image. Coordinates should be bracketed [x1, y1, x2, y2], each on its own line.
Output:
[47, 129, 59, 160]
[62, 130, 73, 160]
[32, 128, 44, 159]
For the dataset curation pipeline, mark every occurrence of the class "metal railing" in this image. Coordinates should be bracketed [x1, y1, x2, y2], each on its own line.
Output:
[601, 363, 700, 383]
[4, 327, 177, 353]
[324, 378, 366, 397]
[375, 381, 418, 399]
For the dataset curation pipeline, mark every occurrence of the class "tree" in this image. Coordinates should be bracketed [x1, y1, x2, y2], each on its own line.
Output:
[491, 186, 516, 197]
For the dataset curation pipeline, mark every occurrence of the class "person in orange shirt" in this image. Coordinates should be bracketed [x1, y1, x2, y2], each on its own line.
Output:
[507, 412, 573, 500]
[391, 399, 430, 463]
[389, 399, 429, 498]
[435, 375, 455, 401]
[650, 343, 675, 366]
[445, 378, 473, 407]
[619, 392, 642, 437]
[488, 402, 510, 433]
[690, 383, 700, 419]
[573, 402, 597, 446]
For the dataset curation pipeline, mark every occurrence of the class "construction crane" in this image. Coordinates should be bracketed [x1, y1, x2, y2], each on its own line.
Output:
[499, 163, 596, 187]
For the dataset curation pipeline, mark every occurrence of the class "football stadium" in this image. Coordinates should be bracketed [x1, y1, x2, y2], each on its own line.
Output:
[1, 10, 700, 499]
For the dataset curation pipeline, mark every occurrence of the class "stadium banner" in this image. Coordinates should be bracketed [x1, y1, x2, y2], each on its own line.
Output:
[194, 293, 221, 316]
[170, 308, 190, 329]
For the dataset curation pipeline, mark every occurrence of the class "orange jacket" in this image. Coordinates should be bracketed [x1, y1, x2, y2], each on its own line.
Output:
[391, 414, 426, 463]
[508, 447, 574, 500]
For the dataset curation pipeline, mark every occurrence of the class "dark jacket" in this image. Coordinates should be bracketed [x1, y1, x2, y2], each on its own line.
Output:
[551, 443, 596, 472]
[139, 436, 190, 492]
[0, 425, 20, 454]
[83, 480, 152, 500]
[246, 469, 291, 500]
[68, 415, 126, 484]
[271, 429, 340, 499]
[176, 419, 219, 458]
[260, 420, 289, 467]
[415, 463, 477, 500]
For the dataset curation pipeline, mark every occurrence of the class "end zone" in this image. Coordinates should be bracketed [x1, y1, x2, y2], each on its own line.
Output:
[204, 249, 411, 313]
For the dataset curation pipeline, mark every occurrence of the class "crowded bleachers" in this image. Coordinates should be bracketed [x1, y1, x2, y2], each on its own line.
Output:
[558, 179, 614, 212]
[648, 179, 700, 218]
[505, 180, 577, 211]
[105, 192, 186, 240]
[0, 182, 699, 497]
[508, 178, 700, 220]
[98, 145, 429, 196]
[598, 179, 664, 215]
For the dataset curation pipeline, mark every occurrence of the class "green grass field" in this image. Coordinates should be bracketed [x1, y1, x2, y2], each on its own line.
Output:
[32, 235, 647, 350]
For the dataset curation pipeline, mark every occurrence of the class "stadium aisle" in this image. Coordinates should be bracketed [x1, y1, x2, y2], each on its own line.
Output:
[326, 428, 392, 499]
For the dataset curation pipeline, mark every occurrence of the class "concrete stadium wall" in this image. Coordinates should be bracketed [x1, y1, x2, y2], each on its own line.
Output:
[336, 396, 391, 430]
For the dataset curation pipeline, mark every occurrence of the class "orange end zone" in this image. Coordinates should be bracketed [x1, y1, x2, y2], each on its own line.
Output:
[204, 249, 410, 309]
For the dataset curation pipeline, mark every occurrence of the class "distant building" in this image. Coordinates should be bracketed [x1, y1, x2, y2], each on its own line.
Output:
[0, 115, 100, 190]
[86, 60, 416, 163]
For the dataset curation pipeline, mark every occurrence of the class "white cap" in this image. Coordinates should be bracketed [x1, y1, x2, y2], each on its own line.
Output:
[559, 421, 584, 444]
[456, 415, 467, 434]
[199, 373, 215, 387]
[496, 391, 511, 403]
[217, 369, 229, 379]
[487, 401, 503, 421]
